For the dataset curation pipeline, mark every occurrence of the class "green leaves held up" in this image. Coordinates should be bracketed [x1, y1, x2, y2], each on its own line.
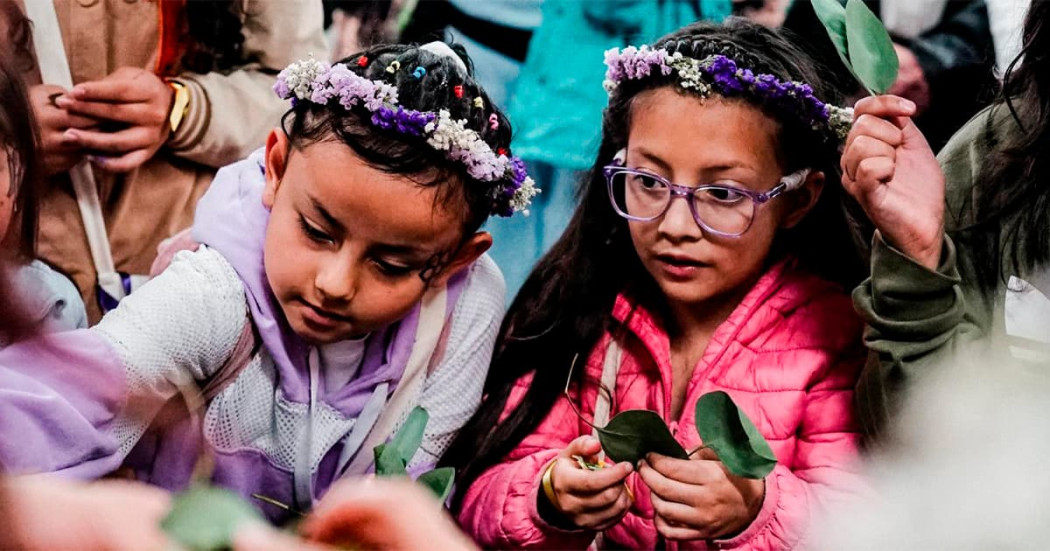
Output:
[417, 466, 456, 501]
[813, 0, 899, 95]
[372, 406, 456, 501]
[161, 484, 265, 551]
[844, 0, 899, 95]
[597, 410, 688, 465]
[694, 391, 777, 479]
[812, 0, 851, 70]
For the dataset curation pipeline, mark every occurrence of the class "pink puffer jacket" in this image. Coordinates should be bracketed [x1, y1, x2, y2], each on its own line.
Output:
[459, 260, 867, 550]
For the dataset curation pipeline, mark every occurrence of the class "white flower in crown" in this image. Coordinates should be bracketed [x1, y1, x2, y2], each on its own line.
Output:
[275, 58, 329, 101]
[510, 177, 540, 216]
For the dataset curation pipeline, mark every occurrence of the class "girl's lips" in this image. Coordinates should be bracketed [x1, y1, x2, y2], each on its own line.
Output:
[654, 254, 708, 280]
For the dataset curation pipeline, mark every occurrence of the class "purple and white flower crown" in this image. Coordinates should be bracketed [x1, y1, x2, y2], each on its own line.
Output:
[273, 58, 539, 217]
[603, 46, 854, 142]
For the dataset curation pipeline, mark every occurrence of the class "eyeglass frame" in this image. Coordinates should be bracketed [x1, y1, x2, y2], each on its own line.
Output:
[602, 164, 811, 238]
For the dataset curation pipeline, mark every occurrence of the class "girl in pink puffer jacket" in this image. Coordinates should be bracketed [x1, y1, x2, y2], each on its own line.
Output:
[441, 20, 869, 550]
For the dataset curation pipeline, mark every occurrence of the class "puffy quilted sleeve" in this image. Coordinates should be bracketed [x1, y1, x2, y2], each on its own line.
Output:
[457, 375, 598, 550]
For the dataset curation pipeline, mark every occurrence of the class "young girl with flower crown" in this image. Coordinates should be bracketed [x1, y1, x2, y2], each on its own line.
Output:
[444, 20, 869, 549]
[0, 41, 537, 524]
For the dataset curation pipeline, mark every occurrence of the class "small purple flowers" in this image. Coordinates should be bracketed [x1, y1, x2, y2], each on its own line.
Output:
[603, 46, 853, 142]
[273, 58, 539, 217]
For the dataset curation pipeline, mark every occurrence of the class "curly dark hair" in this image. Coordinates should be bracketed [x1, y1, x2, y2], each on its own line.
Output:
[279, 42, 514, 237]
[440, 19, 867, 511]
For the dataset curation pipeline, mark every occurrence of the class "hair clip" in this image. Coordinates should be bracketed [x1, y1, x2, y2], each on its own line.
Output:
[413, 67, 426, 79]
[453, 85, 464, 99]
[473, 97, 484, 109]
[386, 60, 401, 74]
[357, 56, 369, 67]
[488, 113, 499, 131]
[497, 147, 508, 156]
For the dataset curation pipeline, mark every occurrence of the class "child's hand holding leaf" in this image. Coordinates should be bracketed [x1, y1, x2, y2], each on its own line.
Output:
[638, 449, 765, 541]
[540, 436, 633, 531]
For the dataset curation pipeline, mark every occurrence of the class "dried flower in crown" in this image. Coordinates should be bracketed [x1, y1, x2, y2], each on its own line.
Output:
[602, 46, 854, 142]
[274, 58, 538, 217]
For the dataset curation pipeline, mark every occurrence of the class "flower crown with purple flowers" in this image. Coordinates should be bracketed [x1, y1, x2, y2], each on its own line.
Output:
[273, 57, 539, 217]
[603, 46, 854, 143]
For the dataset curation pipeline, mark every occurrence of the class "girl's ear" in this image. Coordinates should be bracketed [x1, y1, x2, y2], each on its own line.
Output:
[430, 231, 494, 288]
[263, 129, 290, 210]
[780, 170, 825, 229]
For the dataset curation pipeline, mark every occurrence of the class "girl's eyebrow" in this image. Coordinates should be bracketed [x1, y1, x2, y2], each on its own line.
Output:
[631, 146, 754, 175]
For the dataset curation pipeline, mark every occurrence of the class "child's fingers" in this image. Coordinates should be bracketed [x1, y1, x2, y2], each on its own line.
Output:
[841, 135, 896, 181]
[576, 491, 632, 530]
[845, 113, 905, 153]
[561, 435, 603, 459]
[644, 453, 721, 486]
[58, 97, 160, 126]
[650, 490, 701, 528]
[853, 95, 917, 127]
[654, 514, 706, 542]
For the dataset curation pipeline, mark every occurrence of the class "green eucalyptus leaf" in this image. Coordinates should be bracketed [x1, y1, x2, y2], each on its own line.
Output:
[694, 391, 777, 479]
[392, 406, 429, 464]
[597, 410, 688, 464]
[374, 443, 408, 477]
[844, 0, 899, 94]
[812, 0, 852, 71]
[161, 484, 264, 551]
[416, 466, 456, 501]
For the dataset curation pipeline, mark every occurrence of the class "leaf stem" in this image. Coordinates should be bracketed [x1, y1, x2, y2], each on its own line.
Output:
[251, 493, 306, 517]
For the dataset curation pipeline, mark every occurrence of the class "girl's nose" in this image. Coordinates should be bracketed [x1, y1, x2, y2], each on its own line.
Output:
[657, 194, 703, 242]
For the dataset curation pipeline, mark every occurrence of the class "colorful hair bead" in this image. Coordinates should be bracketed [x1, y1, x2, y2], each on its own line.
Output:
[453, 85, 464, 99]
[413, 66, 426, 79]
[386, 60, 401, 74]
[488, 113, 499, 131]
[473, 97, 484, 109]
[357, 56, 369, 67]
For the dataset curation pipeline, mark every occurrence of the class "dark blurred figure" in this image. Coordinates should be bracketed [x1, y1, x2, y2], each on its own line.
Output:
[785, 0, 997, 151]
[323, 0, 401, 60]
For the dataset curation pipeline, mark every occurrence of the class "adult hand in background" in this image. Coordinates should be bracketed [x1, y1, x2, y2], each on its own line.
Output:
[888, 44, 931, 116]
[56, 67, 174, 173]
[29, 84, 98, 177]
[841, 95, 946, 270]
[638, 449, 764, 541]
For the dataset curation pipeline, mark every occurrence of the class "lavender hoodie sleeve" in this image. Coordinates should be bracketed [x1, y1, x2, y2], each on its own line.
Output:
[0, 247, 248, 477]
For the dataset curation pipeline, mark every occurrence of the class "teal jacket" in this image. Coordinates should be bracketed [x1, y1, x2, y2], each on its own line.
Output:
[508, 0, 731, 170]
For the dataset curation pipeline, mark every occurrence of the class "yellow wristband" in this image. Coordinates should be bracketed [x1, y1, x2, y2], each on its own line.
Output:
[166, 79, 190, 134]
[541, 459, 560, 510]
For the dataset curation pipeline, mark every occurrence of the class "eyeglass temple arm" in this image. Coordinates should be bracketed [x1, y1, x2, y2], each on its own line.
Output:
[764, 168, 811, 200]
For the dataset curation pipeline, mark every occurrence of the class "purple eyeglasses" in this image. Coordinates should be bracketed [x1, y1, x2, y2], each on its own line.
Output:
[603, 164, 810, 238]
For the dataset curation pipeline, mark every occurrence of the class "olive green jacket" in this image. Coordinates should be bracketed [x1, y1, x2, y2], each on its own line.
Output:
[852, 105, 1050, 440]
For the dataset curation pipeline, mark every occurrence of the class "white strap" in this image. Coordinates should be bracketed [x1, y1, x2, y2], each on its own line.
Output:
[591, 339, 622, 461]
[343, 283, 449, 474]
[24, 0, 125, 303]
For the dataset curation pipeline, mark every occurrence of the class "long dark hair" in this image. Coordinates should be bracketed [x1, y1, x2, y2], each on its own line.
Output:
[0, 53, 40, 260]
[442, 19, 865, 508]
[281, 43, 513, 237]
[955, 0, 1050, 293]
[182, 2, 246, 73]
